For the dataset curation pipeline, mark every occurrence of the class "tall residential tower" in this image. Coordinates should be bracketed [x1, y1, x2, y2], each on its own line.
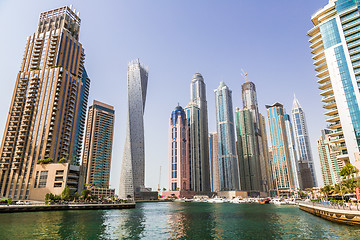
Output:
[189, 73, 211, 192]
[266, 103, 295, 194]
[309, 0, 360, 171]
[119, 59, 148, 199]
[292, 95, 316, 187]
[215, 82, 239, 191]
[81, 100, 115, 189]
[0, 6, 90, 200]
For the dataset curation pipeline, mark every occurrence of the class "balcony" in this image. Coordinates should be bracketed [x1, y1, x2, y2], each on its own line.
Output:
[324, 107, 338, 116]
[311, 44, 324, 55]
[328, 122, 341, 129]
[323, 100, 336, 109]
[320, 87, 333, 96]
[316, 68, 329, 78]
[319, 80, 332, 90]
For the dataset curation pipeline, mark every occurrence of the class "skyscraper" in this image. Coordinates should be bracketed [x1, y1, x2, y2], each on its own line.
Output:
[309, 0, 360, 171]
[235, 108, 261, 192]
[185, 103, 201, 191]
[119, 59, 148, 199]
[209, 132, 220, 192]
[284, 114, 301, 189]
[292, 95, 317, 187]
[0, 6, 90, 200]
[81, 100, 115, 188]
[318, 129, 344, 185]
[215, 82, 239, 191]
[168, 106, 190, 191]
[236, 80, 271, 193]
[266, 103, 295, 194]
[189, 73, 211, 192]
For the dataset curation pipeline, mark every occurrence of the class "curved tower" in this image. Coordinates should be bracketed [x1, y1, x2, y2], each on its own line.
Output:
[119, 59, 148, 199]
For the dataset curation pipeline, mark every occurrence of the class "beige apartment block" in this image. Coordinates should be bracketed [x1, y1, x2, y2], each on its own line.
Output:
[29, 163, 80, 201]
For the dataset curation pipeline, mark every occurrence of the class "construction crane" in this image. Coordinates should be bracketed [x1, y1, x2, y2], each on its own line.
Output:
[241, 69, 248, 82]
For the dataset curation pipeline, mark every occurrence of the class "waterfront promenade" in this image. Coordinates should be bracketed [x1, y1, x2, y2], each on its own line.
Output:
[0, 202, 135, 213]
[299, 201, 360, 225]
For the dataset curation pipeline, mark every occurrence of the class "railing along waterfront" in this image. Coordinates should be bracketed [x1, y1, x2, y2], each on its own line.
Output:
[301, 200, 360, 212]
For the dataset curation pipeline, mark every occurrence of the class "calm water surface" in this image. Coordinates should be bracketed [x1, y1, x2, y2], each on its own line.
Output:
[0, 202, 360, 239]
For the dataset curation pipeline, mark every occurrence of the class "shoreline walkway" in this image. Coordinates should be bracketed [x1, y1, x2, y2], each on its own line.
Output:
[299, 202, 360, 225]
[0, 202, 135, 213]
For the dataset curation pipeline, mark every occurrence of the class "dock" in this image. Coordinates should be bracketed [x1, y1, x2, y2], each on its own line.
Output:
[299, 202, 360, 225]
[0, 202, 136, 213]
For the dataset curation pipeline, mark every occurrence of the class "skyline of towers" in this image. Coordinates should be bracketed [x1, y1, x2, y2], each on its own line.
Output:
[215, 82, 239, 191]
[292, 95, 317, 187]
[119, 59, 148, 199]
[266, 103, 295, 193]
[81, 100, 115, 189]
[189, 73, 211, 192]
[0, 6, 90, 200]
[309, 0, 360, 172]
[168, 105, 190, 191]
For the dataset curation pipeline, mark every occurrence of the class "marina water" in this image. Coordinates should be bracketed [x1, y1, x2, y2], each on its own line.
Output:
[1, 202, 359, 239]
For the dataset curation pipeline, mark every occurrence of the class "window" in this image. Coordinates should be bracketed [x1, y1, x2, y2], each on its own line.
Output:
[54, 183, 62, 188]
[38, 171, 48, 188]
[56, 170, 64, 175]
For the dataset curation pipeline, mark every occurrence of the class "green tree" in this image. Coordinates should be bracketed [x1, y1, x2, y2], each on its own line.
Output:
[58, 158, 67, 163]
[320, 185, 334, 201]
[61, 185, 72, 201]
[81, 189, 91, 201]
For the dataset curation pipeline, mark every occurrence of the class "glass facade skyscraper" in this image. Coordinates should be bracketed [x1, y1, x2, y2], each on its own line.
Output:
[0, 6, 90, 200]
[309, 0, 360, 171]
[215, 82, 239, 191]
[189, 73, 211, 192]
[291, 96, 316, 187]
[119, 59, 148, 199]
[266, 103, 295, 193]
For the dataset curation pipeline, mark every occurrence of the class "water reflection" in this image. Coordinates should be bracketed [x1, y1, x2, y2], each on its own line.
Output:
[1, 203, 360, 239]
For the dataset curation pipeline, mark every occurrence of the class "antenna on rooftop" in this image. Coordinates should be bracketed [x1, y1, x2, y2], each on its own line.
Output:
[241, 69, 248, 82]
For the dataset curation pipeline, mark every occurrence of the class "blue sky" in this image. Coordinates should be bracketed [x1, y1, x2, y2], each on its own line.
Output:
[0, 0, 329, 191]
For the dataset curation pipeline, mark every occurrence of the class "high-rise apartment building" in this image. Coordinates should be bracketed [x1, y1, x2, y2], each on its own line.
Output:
[318, 129, 344, 185]
[266, 103, 295, 194]
[189, 73, 211, 192]
[184, 103, 201, 191]
[309, 0, 360, 171]
[209, 132, 220, 192]
[259, 113, 274, 192]
[168, 106, 190, 191]
[292, 95, 316, 187]
[214, 82, 239, 191]
[284, 114, 301, 189]
[0, 6, 90, 200]
[235, 108, 261, 192]
[119, 59, 148, 199]
[236, 80, 271, 193]
[81, 100, 115, 189]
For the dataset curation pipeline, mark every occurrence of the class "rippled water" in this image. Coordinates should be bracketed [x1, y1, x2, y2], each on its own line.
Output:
[1, 202, 360, 239]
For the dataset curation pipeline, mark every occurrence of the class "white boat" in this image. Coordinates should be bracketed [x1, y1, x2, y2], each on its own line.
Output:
[231, 197, 246, 203]
[208, 197, 224, 203]
[284, 199, 297, 205]
[270, 198, 286, 205]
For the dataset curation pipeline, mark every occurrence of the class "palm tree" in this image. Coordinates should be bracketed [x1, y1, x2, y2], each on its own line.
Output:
[321, 185, 334, 201]
[340, 163, 358, 180]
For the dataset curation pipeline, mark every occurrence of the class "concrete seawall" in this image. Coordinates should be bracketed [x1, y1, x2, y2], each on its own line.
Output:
[0, 203, 135, 213]
[299, 203, 360, 225]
